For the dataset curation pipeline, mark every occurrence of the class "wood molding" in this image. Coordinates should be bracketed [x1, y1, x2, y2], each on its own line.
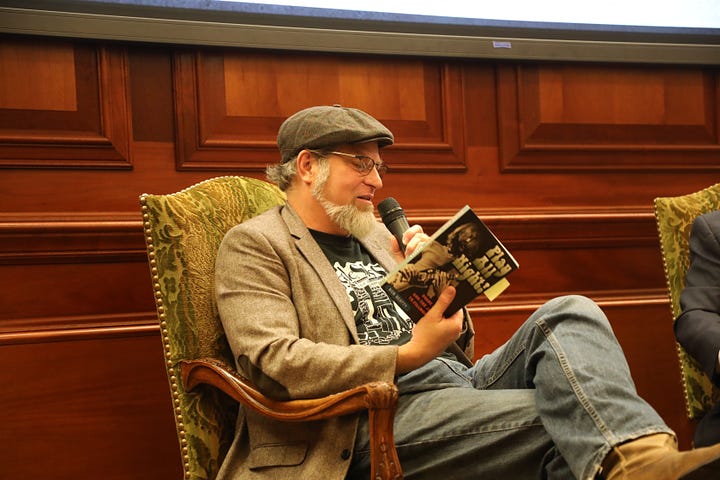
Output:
[412, 207, 659, 248]
[0, 39, 132, 169]
[0, 213, 145, 264]
[0, 207, 658, 264]
[0, 315, 159, 345]
[497, 64, 720, 172]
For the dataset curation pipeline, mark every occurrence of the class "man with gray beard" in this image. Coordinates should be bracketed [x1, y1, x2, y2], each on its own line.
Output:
[214, 104, 720, 480]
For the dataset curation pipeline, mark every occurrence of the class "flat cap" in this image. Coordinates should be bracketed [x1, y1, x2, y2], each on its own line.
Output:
[277, 104, 394, 163]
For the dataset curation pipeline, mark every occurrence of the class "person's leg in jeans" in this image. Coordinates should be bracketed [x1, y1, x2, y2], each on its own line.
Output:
[350, 295, 720, 479]
[348, 357, 572, 480]
[470, 295, 671, 479]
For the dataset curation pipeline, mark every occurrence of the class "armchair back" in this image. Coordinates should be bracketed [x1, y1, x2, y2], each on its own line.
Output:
[140, 176, 286, 480]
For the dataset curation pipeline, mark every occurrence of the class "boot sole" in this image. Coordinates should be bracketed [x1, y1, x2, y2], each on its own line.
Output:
[679, 452, 720, 479]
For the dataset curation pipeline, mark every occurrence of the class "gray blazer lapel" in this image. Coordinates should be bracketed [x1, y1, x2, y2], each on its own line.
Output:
[281, 206, 359, 340]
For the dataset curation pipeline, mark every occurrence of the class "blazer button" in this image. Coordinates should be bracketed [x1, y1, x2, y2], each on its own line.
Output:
[341, 448, 351, 460]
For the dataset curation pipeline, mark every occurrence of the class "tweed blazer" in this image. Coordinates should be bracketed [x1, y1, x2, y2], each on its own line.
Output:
[676, 210, 720, 387]
[214, 204, 474, 480]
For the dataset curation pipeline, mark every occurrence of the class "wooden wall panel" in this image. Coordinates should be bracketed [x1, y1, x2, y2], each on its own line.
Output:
[0, 332, 182, 480]
[173, 50, 465, 172]
[497, 64, 720, 172]
[2, 35, 720, 477]
[0, 37, 132, 169]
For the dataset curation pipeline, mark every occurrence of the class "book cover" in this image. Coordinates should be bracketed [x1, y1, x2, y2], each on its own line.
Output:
[380, 205, 519, 322]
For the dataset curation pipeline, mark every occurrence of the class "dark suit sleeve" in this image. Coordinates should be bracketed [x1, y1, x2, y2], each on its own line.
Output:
[675, 211, 720, 386]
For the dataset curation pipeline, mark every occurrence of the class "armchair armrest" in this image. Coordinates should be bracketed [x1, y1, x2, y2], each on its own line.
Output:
[181, 358, 402, 480]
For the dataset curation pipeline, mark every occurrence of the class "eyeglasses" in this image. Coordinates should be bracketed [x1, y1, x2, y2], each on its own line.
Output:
[310, 150, 388, 177]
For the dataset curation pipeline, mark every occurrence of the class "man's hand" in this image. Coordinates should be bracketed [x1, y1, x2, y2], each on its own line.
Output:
[395, 286, 465, 374]
[389, 224, 430, 262]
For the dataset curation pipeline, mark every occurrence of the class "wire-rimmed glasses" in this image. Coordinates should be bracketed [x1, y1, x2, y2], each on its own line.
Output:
[310, 150, 388, 177]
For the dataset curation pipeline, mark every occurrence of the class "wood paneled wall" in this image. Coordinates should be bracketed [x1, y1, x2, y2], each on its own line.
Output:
[1, 34, 718, 478]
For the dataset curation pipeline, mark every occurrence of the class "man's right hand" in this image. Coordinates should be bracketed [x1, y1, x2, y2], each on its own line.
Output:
[395, 286, 465, 374]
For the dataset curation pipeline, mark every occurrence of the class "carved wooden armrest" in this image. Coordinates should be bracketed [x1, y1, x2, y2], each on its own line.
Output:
[181, 358, 402, 480]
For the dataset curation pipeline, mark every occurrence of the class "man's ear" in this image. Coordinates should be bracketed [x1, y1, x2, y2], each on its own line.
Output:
[296, 149, 316, 184]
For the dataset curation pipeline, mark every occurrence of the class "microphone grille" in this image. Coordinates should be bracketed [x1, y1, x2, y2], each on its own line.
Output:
[377, 197, 402, 218]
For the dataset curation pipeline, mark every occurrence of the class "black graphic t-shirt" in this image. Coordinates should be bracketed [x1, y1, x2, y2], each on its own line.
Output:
[310, 229, 414, 346]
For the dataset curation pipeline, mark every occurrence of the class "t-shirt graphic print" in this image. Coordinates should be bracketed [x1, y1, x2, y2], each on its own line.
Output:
[310, 229, 414, 346]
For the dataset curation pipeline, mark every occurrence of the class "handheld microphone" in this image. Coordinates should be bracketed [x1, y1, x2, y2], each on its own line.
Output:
[378, 197, 411, 253]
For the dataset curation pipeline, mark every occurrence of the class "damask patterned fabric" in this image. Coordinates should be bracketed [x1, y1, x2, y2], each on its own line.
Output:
[654, 183, 720, 419]
[140, 177, 286, 480]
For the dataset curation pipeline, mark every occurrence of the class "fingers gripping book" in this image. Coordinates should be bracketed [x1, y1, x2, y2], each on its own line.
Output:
[380, 205, 519, 322]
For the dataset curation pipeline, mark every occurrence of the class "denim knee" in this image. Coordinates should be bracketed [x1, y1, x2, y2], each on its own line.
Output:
[538, 295, 612, 332]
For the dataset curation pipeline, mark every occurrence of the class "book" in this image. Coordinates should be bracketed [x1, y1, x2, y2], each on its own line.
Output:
[380, 205, 519, 322]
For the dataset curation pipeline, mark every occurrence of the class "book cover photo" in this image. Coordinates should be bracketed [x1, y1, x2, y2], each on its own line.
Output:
[380, 205, 519, 322]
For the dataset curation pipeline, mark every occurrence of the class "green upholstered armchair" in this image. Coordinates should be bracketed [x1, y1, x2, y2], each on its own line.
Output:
[140, 176, 402, 480]
[654, 183, 720, 420]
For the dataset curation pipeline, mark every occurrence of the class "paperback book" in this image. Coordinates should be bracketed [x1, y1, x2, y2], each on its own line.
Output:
[380, 205, 519, 322]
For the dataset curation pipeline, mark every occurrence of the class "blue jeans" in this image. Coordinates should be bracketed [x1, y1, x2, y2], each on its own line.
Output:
[348, 295, 672, 480]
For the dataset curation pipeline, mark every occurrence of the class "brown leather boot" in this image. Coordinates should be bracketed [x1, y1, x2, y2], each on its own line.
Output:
[601, 433, 720, 479]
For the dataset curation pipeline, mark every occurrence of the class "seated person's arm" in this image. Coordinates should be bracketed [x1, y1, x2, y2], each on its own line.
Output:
[216, 222, 399, 400]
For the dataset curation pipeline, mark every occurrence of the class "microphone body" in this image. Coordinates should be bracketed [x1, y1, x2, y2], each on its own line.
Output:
[378, 197, 411, 253]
